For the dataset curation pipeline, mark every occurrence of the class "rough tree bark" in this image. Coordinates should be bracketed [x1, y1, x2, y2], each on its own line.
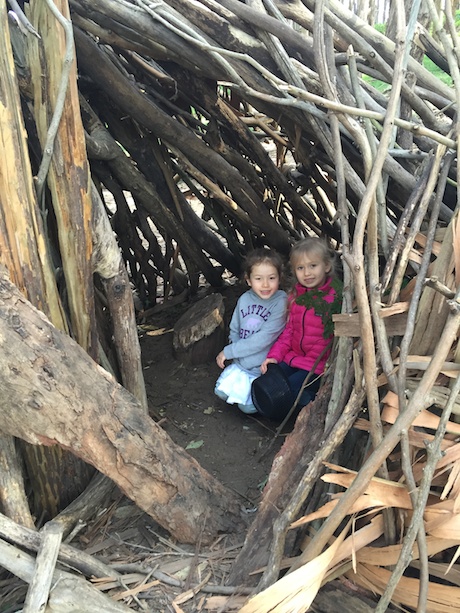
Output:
[0, 267, 247, 544]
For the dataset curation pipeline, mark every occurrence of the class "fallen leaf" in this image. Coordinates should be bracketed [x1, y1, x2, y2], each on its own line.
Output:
[186, 439, 204, 450]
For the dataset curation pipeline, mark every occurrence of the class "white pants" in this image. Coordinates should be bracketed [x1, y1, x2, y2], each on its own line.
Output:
[214, 363, 257, 406]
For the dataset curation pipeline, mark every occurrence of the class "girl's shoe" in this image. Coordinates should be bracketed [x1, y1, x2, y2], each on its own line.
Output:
[238, 403, 258, 415]
[215, 388, 229, 402]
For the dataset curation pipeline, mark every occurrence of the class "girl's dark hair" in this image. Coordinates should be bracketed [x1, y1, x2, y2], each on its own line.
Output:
[290, 237, 336, 276]
[243, 248, 284, 280]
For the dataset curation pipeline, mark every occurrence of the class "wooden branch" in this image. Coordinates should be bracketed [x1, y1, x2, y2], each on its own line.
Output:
[424, 275, 456, 299]
[0, 434, 35, 528]
[23, 521, 63, 613]
[102, 265, 148, 412]
[333, 312, 408, 337]
[90, 182, 148, 410]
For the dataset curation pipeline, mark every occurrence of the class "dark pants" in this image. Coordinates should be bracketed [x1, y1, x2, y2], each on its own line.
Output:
[278, 362, 321, 408]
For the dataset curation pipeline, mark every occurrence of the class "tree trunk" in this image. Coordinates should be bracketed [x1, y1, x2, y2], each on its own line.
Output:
[1, 1, 94, 523]
[0, 267, 246, 544]
[173, 293, 225, 365]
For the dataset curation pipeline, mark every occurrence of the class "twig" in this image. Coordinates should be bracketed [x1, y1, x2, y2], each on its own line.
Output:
[112, 566, 253, 596]
[424, 276, 456, 299]
[34, 0, 74, 201]
[7, 0, 40, 37]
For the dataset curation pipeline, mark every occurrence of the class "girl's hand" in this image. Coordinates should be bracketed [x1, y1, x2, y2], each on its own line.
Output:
[260, 358, 277, 374]
[216, 351, 227, 369]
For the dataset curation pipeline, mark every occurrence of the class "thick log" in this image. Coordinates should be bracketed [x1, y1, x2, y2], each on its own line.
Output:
[0, 269, 246, 544]
[27, 0, 97, 356]
[1, 1, 94, 524]
[173, 293, 225, 365]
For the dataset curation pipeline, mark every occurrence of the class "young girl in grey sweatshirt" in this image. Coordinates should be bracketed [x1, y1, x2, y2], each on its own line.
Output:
[214, 248, 287, 414]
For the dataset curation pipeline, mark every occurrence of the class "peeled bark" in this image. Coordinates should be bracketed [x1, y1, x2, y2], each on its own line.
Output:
[0, 268, 246, 544]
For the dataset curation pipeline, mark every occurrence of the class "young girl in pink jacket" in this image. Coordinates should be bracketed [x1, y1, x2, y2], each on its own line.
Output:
[253, 237, 341, 420]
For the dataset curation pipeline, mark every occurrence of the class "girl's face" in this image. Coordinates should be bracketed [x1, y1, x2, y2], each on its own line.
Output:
[293, 252, 331, 289]
[246, 262, 280, 300]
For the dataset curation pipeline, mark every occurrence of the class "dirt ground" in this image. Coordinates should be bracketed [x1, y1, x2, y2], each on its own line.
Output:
[139, 281, 285, 507]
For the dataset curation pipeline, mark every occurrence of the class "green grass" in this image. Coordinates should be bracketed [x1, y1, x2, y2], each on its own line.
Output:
[423, 56, 452, 86]
[362, 22, 453, 93]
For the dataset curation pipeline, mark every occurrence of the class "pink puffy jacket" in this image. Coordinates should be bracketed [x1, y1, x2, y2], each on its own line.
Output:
[267, 277, 337, 375]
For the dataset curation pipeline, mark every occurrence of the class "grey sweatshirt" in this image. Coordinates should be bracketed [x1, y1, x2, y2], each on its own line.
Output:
[223, 288, 287, 375]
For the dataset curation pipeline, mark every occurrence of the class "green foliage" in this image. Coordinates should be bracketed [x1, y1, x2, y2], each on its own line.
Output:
[423, 56, 452, 86]
[362, 22, 453, 93]
[362, 74, 391, 94]
[294, 277, 343, 338]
